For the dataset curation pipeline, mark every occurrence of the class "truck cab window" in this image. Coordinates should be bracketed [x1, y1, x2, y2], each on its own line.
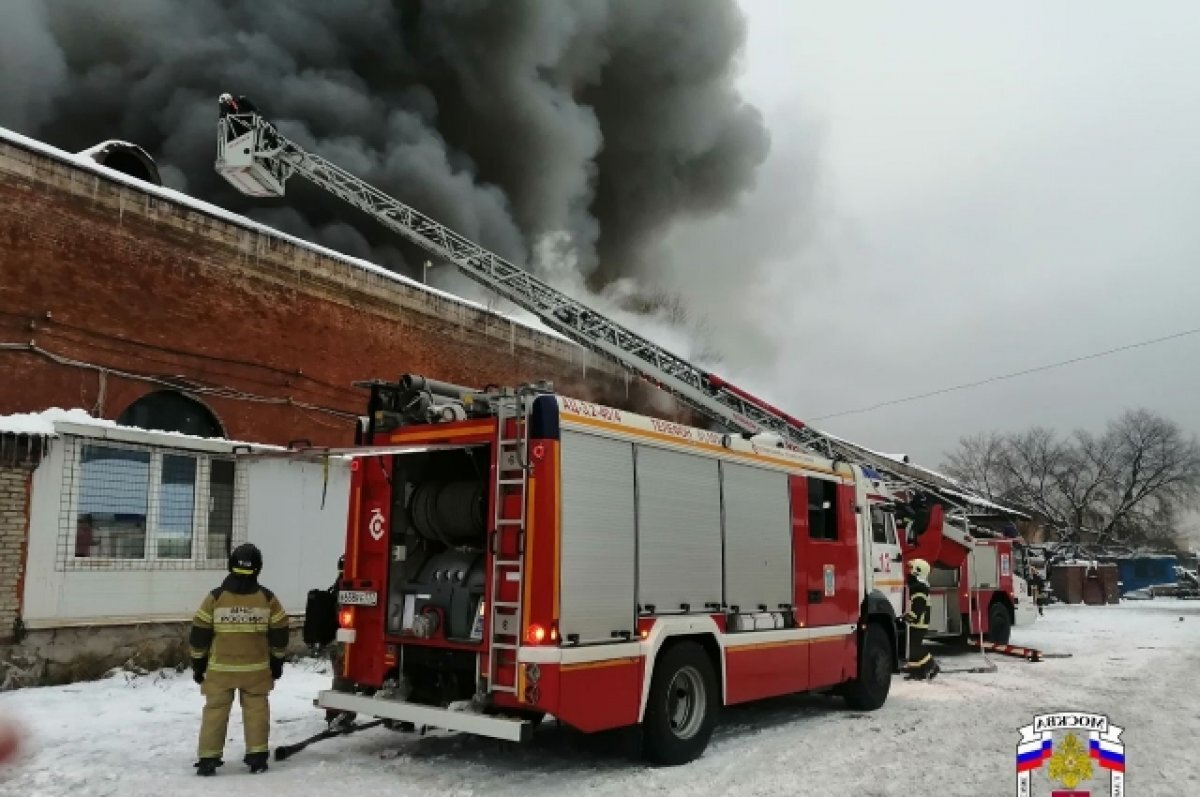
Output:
[870, 505, 888, 544]
[807, 477, 838, 541]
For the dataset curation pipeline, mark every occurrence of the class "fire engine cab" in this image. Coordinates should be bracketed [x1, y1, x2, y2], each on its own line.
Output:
[892, 496, 1035, 645]
[311, 375, 906, 764]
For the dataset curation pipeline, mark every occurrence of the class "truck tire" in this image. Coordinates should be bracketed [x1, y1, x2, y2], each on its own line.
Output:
[843, 622, 892, 711]
[987, 602, 1012, 644]
[641, 641, 718, 766]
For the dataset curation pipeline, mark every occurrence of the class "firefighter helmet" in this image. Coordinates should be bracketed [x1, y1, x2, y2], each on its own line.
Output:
[229, 543, 263, 576]
[908, 558, 931, 581]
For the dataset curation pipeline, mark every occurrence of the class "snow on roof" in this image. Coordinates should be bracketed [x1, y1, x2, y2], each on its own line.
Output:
[0, 410, 63, 436]
[0, 408, 283, 454]
[0, 126, 571, 346]
[76, 139, 148, 158]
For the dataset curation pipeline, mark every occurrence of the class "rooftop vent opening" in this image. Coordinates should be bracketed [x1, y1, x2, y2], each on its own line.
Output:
[78, 140, 163, 186]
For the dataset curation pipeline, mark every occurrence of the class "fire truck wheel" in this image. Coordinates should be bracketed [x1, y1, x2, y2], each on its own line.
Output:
[986, 603, 1012, 644]
[842, 622, 891, 711]
[641, 641, 718, 766]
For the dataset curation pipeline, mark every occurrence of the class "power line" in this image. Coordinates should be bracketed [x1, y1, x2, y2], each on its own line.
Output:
[811, 326, 1200, 421]
[0, 341, 360, 421]
[0, 308, 357, 400]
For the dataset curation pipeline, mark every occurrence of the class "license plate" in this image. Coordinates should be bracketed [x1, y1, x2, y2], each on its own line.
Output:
[339, 590, 378, 607]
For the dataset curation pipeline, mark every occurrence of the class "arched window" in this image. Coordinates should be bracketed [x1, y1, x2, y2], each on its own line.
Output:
[117, 391, 225, 438]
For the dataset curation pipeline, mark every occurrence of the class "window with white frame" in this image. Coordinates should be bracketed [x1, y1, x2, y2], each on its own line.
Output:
[59, 437, 247, 570]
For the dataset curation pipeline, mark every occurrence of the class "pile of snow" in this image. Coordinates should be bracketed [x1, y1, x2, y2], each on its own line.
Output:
[0, 407, 289, 454]
[0, 408, 101, 436]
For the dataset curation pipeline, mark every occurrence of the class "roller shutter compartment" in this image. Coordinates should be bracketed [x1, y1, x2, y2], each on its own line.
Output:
[559, 431, 637, 643]
[636, 446, 722, 613]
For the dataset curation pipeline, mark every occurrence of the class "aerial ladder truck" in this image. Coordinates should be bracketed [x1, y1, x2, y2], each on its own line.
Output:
[213, 101, 1034, 763]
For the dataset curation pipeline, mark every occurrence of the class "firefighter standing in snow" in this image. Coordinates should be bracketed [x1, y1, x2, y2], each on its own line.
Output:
[904, 558, 940, 680]
[323, 555, 358, 729]
[190, 543, 290, 775]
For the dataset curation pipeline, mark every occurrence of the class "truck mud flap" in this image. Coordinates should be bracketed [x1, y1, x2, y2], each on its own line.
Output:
[316, 690, 534, 743]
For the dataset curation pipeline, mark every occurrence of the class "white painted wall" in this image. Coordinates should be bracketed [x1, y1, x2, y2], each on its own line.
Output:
[21, 433, 350, 628]
[246, 458, 350, 611]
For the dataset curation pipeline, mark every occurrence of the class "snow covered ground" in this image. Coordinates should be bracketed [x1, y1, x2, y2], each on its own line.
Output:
[1, 601, 1197, 797]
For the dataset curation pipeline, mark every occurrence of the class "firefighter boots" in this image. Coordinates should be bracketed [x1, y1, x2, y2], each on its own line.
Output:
[244, 751, 269, 774]
[904, 658, 940, 681]
[194, 757, 223, 776]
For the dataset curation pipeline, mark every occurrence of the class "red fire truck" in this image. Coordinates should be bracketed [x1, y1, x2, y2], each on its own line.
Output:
[215, 102, 1031, 764]
[894, 499, 1030, 644]
[314, 377, 907, 764]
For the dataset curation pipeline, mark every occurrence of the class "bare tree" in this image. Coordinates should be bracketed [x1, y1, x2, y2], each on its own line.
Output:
[1002, 427, 1074, 525]
[1093, 410, 1200, 541]
[943, 432, 1007, 499]
[942, 409, 1200, 546]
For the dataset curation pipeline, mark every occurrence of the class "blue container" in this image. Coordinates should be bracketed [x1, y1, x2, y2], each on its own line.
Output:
[1114, 555, 1178, 594]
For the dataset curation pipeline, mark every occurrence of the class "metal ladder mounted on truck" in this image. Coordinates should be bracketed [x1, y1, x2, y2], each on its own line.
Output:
[487, 391, 532, 694]
[212, 105, 982, 506]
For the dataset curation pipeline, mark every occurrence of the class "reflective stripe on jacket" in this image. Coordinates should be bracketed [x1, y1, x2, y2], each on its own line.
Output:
[190, 585, 290, 673]
[905, 581, 931, 629]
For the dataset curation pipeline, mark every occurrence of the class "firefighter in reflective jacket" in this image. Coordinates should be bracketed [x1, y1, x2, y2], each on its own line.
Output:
[190, 543, 290, 776]
[904, 558, 940, 681]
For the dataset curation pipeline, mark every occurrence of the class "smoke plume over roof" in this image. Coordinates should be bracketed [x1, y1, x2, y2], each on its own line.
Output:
[0, 0, 769, 305]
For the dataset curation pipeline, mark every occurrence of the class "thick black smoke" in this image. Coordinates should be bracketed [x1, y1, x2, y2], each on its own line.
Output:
[0, 0, 769, 294]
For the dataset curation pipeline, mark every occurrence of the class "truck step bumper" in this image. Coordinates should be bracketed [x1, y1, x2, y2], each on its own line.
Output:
[316, 690, 533, 743]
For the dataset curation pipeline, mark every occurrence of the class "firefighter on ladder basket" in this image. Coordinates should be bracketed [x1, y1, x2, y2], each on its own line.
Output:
[218, 92, 258, 118]
[217, 92, 280, 149]
[904, 558, 940, 681]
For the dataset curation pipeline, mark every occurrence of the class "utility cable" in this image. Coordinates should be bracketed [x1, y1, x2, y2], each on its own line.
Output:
[812, 326, 1200, 421]
[0, 341, 359, 421]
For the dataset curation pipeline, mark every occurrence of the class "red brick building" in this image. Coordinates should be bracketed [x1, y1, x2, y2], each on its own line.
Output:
[0, 130, 677, 444]
[0, 130, 699, 682]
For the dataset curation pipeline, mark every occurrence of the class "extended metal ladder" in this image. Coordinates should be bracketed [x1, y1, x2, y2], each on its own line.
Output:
[215, 103, 1010, 513]
[486, 392, 531, 694]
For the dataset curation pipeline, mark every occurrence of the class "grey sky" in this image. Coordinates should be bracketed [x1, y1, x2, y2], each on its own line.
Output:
[661, 0, 1200, 504]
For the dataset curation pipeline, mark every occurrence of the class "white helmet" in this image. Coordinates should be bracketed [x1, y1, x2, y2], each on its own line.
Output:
[219, 93, 234, 104]
[908, 558, 931, 581]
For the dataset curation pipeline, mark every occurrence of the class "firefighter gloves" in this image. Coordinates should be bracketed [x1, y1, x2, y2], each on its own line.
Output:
[192, 658, 207, 685]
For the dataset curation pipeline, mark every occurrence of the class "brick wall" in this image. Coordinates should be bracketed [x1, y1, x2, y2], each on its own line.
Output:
[0, 465, 31, 643]
[0, 136, 688, 446]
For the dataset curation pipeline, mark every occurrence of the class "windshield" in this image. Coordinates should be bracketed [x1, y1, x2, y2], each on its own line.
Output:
[1012, 544, 1029, 580]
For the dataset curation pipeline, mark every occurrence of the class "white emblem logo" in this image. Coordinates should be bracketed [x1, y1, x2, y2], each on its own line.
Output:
[368, 507, 386, 541]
